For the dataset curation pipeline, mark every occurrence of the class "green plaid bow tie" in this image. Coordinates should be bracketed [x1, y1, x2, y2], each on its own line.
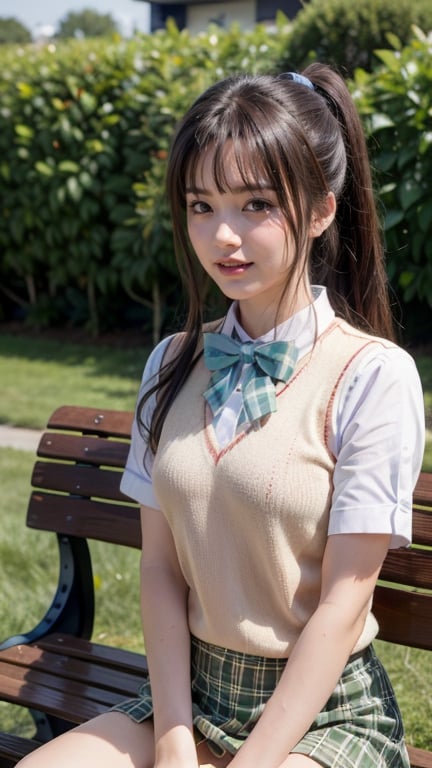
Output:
[203, 332, 299, 425]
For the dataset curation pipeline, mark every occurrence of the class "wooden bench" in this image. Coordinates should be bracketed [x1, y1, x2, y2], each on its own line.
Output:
[0, 405, 431, 767]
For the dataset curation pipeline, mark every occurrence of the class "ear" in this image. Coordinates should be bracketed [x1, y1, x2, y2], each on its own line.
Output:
[309, 192, 336, 238]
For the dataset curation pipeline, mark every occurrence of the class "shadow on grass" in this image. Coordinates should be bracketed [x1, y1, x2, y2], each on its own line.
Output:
[0, 331, 152, 428]
[0, 330, 148, 381]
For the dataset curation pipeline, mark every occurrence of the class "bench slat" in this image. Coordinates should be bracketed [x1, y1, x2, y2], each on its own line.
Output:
[27, 493, 141, 548]
[37, 433, 129, 468]
[0, 733, 42, 764]
[414, 472, 432, 507]
[0, 671, 111, 723]
[47, 406, 134, 439]
[0, 644, 145, 696]
[31, 461, 129, 502]
[379, 546, 432, 590]
[411, 508, 432, 547]
[0, 660, 128, 709]
[36, 633, 147, 675]
[408, 744, 432, 768]
[374, 585, 432, 649]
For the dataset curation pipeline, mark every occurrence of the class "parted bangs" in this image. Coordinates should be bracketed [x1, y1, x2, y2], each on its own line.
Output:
[186, 137, 273, 197]
[179, 86, 303, 201]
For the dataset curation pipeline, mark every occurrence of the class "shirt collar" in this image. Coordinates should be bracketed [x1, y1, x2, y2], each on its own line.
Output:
[221, 286, 335, 359]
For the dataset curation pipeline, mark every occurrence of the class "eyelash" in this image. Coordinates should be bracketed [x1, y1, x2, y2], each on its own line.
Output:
[245, 199, 273, 212]
[187, 199, 274, 214]
[188, 201, 211, 214]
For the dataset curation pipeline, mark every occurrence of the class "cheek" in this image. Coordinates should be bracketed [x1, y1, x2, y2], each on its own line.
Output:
[187, 218, 205, 248]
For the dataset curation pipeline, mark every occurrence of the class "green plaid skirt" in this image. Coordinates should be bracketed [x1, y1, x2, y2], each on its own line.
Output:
[112, 636, 409, 768]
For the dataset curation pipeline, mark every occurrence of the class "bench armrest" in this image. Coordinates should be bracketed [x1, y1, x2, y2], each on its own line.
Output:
[0, 534, 94, 651]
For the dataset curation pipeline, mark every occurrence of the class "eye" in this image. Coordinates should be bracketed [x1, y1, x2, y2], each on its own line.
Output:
[187, 200, 212, 214]
[244, 198, 274, 213]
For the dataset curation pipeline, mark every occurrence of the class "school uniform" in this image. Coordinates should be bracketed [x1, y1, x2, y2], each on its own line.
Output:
[115, 287, 424, 767]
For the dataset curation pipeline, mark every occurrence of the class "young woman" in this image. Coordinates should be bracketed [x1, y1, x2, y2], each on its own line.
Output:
[17, 64, 424, 768]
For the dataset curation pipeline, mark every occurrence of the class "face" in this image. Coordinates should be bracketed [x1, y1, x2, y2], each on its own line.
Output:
[185, 143, 313, 336]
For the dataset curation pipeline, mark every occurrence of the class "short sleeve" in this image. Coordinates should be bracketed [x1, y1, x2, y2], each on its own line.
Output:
[328, 345, 425, 548]
[120, 335, 174, 508]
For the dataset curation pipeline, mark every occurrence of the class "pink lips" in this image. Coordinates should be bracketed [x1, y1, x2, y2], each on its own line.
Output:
[217, 261, 253, 275]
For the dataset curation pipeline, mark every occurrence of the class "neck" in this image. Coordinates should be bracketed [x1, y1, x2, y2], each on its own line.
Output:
[236, 284, 314, 339]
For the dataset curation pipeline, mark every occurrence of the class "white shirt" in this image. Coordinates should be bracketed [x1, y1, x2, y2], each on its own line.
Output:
[121, 287, 425, 548]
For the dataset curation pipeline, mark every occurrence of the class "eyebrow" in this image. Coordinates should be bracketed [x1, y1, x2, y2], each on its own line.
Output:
[185, 183, 275, 195]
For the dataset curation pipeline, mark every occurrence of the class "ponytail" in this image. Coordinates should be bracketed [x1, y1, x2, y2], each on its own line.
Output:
[304, 63, 396, 340]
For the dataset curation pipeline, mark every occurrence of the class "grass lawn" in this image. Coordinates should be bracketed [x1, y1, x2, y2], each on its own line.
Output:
[0, 329, 431, 748]
[0, 332, 149, 429]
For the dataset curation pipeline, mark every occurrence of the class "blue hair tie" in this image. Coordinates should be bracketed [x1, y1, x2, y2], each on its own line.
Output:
[280, 72, 315, 91]
[279, 71, 339, 118]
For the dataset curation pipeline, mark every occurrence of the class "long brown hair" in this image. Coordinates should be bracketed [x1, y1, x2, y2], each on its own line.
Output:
[140, 64, 395, 453]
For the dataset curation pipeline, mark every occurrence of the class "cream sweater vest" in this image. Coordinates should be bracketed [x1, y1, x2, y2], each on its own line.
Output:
[152, 319, 394, 657]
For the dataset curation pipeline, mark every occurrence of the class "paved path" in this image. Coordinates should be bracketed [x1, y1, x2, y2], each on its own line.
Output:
[0, 425, 42, 452]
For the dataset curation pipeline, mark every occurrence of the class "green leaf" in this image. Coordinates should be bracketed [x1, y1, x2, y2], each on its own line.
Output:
[79, 171, 94, 189]
[85, 139, 105, 154]
[16, 82, 34, 98]
[369, 113, 394, 132]
[35, 161, 55, 177]
[397, 145, 418, 170]
[66, 176, 82, 203]
[376, 153, 396, 173]
[373, 49, 400, 72]
[15, 124, 34, 139]
[52, 97, 68, 111]
[398, 180, 424, 211]
[399, 271, 414, 288]
[418, 201, 432, 233]
[0, 162, 10, 181]
[58, 161, 80, 174]
[385, 33, 402, 51]
[79, 92, 97, 114]
[384, 209, 404, 229]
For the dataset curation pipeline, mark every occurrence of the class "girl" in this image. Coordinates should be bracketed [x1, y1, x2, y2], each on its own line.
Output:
[17, 64, 424, 768]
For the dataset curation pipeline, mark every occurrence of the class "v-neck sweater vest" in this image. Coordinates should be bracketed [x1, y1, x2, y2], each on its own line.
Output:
[152, 319, 395, 658]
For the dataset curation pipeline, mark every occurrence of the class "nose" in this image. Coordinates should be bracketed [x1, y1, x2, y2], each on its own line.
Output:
[214, 219, 242, 248]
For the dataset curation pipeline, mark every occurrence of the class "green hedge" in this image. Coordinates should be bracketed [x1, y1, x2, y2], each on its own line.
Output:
[0, 20, 431, 342]
[282, 0, 432, 75]
[0, 22, 290, 338]
[352, 28, 432, 340]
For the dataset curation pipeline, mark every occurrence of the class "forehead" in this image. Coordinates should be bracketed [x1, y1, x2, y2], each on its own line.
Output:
[187, 140, 270, 192]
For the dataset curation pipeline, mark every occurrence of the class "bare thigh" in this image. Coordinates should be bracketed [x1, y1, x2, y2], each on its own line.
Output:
[195, 744, 320, 768]
[15, 712, 155, 768]
[280, 755, 321, 767]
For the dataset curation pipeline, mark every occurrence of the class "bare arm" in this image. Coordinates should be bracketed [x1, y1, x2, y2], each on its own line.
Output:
[140, 503, 198, 768]
[228, 532, 391, 768]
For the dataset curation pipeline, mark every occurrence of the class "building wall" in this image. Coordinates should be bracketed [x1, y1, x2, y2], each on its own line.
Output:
[256, 0, 302, 22]
[150, 2, 186, 31]
[150, 0, 303, 33]
[187, 0, 256, 34]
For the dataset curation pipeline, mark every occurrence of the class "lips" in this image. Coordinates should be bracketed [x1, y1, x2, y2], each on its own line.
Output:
[217, 260, 253, 274]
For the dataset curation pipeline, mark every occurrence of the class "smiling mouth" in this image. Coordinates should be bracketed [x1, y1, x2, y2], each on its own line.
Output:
[217, 261, 253, 273]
